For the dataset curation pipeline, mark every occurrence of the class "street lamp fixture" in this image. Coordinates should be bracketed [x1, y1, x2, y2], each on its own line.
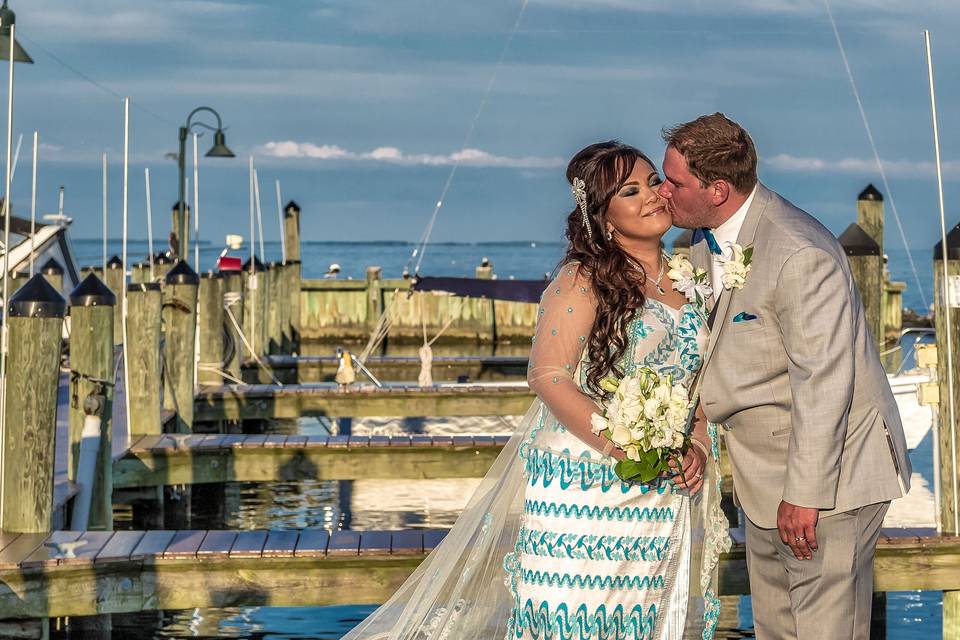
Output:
[175, 106, 234, 263]
[0, 1, 32, 63]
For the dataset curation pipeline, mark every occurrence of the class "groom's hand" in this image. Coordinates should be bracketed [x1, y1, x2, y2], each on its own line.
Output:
[777, 501, 819, 560]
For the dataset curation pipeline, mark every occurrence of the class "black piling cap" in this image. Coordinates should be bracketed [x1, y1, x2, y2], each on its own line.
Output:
[40, 257, 64, 275]
[106, 255, 123, 269]
[127, 281, 161, 293]
[69, 272, 116, 307]
[858, 184, 883, 202]
[672, 229, 693, 250]
[243, 256, 266, 272]
[286, 259, 302, 266]
[202, 270, 222, 279]
[934, 222, 960, 261]
[838, 223, 880, 256]
[284, 200, 300, 215]
[165, 260, 200, 286]
[9, 274, 66, 318]
[154, 253, 173, 265]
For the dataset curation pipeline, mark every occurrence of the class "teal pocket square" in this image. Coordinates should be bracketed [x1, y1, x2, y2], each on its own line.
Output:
[733, 311, 758, 323]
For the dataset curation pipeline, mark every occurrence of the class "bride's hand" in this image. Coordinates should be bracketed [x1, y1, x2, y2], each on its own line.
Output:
[669, 444, 706, 493]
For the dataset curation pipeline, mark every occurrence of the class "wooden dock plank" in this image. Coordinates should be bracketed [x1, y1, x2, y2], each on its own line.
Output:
[327, 530, 360, 556]
[95, 531, 146, 564]
[197, 530, 238, 557]
[229, 530, 268, 559]
[20, 532, 82, 569]
[262, 530, 299, 558]
[294, 529, 330, 558]
[62, 531, 116, 565]
[390, 530, 423, 555]
[130, 530, 176, 561]
[163, 531, 207, 559]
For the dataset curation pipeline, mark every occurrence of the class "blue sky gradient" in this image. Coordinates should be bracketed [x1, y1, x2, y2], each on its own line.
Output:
[5, 0, 960, 253]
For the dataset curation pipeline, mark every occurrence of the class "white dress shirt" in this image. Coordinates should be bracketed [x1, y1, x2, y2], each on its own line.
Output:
[710, 184, 758, 301]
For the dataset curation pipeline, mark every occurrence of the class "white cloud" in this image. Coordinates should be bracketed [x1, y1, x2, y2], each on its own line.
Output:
[764, 153, 960, 179]
[255, 141, 565, 168]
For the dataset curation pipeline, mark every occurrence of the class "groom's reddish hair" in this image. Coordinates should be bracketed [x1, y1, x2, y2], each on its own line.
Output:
[662, 113, 758, 194]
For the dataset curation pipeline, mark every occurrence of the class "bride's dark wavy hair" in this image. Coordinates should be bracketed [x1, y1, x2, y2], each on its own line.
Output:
[562, 140, 655, 397]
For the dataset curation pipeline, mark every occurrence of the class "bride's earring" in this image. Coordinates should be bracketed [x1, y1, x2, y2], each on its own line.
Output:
[606, 229, 613, 241]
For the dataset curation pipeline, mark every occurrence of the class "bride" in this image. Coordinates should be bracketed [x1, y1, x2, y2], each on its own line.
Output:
[343, 141, 731, 640]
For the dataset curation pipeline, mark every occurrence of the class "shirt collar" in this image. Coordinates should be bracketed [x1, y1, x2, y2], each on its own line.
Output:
[712, 183, 758, 246]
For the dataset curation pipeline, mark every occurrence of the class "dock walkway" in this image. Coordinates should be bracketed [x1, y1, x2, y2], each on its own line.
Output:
[0, 527, 950, 619]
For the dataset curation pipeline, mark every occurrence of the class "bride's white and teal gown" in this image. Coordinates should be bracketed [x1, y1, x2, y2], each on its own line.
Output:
[505, 264, 728, 640]
[339, 263, 730, 640]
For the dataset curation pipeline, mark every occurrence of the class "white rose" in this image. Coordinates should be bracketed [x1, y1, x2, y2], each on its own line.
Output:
[590, 413, 609, 436]
[643, 397, 662, 421]
[610, 423, 632, 447]
[629, 425, 646, 442]
[625, 444, 642, 462]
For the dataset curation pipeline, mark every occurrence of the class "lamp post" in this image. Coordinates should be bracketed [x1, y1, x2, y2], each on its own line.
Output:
[174, 106, 233, 263]
[0, 1, 32, 63]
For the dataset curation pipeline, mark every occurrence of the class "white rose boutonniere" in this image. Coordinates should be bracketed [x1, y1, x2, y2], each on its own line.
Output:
[666, 253, 712, 308]
[719, 243, 754, 291]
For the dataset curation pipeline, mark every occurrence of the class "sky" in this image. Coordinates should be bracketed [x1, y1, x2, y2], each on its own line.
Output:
[6, 0, 960, 255]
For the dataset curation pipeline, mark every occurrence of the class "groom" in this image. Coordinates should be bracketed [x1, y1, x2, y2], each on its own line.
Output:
[658, 113, 911, 639]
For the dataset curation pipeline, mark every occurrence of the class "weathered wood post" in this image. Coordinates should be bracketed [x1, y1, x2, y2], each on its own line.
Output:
[283, 201, 302, 353]
[243, 256, 267, 359]
[9, 270, 28, 296]
[222, 270, 244, 381]
[2, 275, 65, 532]
[67, 273, 115, 530]
[154, 253, 173, 283]
[104, 255, 125, 345]
[839, 223, 882, 346]
[278, 262, 293, 354]
[475, 258, 493, 280]
[857, 184, 884, 254]
[162, 260, 199, 432]
[266, 262, 284, 354]
[40, 257, 64, 295]
[366, 266, 383, 331]
[130, 261, 149, 285]
[934, 224, 960, 537]
[126, 282, 162, 436]
[198, 271, 225, 386]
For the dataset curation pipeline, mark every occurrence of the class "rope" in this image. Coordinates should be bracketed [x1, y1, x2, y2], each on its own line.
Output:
[823, 0, 929, 311]
[224, 302, 282, 386]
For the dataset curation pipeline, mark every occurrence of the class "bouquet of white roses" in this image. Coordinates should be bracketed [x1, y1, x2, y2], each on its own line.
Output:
[590, 368, 692, 483]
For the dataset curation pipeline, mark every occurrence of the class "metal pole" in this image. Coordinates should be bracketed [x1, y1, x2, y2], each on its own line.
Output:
[145, 168, 155, 281]
[177, 126, 187, 261]
[193, 133, 200, 271]
[122, 97, 131, 455]
[102, 151, 108, 272]
[275, 179, 286, 265]
[0, 22, 15, 529]
[29, 131, 36, 276]
[926, 30, 959, 534]
[253, 168, 265, 264]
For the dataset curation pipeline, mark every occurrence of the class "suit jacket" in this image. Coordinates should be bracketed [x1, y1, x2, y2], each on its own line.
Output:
[690, 183, 911, 529]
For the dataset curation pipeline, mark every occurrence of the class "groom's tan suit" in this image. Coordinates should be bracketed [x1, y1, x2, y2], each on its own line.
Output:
[689, 183, 911, 639]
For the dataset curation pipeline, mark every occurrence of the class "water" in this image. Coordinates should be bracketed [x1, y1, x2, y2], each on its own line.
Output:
[73, 239, 934, 315]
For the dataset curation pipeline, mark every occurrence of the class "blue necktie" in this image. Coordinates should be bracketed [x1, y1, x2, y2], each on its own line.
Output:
[701, 228, 722, 255]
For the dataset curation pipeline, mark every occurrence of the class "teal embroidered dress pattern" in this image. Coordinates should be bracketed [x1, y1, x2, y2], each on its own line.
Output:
[507, 263, 709, 640]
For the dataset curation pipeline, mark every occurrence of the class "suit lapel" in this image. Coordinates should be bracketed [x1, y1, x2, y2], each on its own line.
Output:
[699, 183, 772, 373]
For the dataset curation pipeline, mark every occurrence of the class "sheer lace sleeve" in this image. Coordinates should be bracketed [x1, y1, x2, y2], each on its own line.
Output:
[528, 263, 614, 456]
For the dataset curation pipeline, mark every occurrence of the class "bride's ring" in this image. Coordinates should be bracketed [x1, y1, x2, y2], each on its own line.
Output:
[795, 536, 805, 543]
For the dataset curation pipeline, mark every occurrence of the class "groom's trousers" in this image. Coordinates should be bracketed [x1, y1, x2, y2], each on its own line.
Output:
[744, 501, 889, 640]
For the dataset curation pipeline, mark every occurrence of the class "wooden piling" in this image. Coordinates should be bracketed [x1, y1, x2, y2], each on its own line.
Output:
[126, 283, 162, 436]
[366, 266, 383, 326]
[283, 201, 302, 353]
[934, 224, 960, 535]
[40, 257, 64, 296]
[475, 259, 493, 280]
[266, 262, 284, 354]
[198, 271, 225, 386]
[154, 253, 173, 283]
[242, 257, 267, 359]
[104, 255, 125, 345]
[162, 261, 199, 432]
[857, 184, 884, 253]
[130, 261, 150, 285]
[222, 271, 244, 381]
[839, 223, 882, 346]
[67, 273, 116, 530]
[2, 274, 66, 533]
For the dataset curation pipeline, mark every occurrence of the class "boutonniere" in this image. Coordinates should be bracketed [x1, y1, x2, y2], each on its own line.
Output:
[666, 253, 712, 309]
[719, 243, 754, 291]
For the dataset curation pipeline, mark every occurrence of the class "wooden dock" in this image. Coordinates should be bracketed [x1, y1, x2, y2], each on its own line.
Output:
[194, 382, 535, 421]
[0, 527, 950, 619]
[113, 434, 510, 488]
[244, 354, 529, 384]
